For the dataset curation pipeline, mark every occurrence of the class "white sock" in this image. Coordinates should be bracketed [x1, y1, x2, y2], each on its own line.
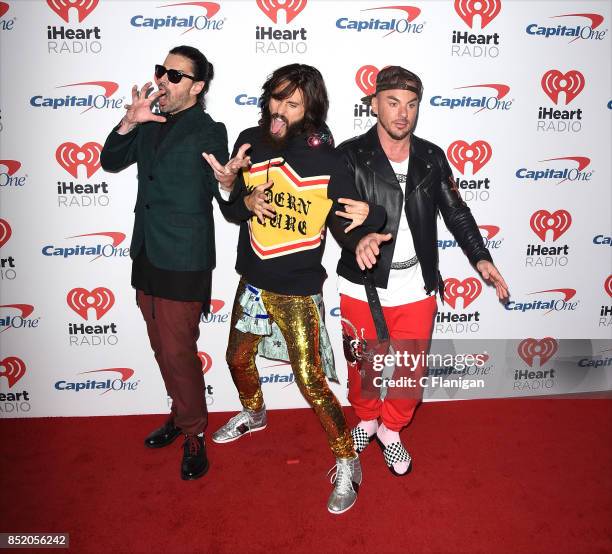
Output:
[357, 418, 378, 436]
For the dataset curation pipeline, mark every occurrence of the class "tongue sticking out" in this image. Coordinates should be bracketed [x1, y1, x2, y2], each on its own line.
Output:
[271, 117, 286, 135]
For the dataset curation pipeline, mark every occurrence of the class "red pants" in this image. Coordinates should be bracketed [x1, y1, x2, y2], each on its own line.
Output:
[340, 294, 437, 432]
[137, 290, 207, 435]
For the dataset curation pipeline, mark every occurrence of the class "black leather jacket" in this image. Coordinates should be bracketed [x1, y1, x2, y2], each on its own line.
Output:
[331, 126, 493, 298]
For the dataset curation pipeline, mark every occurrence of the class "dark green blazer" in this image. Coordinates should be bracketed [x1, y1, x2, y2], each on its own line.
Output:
[100, 107, 230, 272]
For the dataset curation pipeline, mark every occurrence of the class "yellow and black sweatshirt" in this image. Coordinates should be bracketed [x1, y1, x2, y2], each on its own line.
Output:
[224, 125, 385, 296]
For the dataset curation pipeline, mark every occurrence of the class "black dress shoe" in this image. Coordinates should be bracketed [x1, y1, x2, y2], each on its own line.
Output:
[181, 434, 209, 480]
[144, 419, 182, 448]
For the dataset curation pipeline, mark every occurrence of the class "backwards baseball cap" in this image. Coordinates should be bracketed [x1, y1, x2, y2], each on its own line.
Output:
[361, 66, 423, 105]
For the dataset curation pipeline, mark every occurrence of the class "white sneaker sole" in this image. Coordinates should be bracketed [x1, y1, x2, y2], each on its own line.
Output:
[211, 424, 267, 444]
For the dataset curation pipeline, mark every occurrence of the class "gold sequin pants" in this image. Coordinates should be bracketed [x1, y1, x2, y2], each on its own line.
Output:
[226, 280, 355, 459]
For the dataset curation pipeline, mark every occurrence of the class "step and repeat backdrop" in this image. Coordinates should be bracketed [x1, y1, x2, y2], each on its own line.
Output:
[0, 0, 610, 418]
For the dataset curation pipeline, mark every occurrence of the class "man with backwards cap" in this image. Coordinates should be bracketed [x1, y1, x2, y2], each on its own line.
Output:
[333, 66, 509, 476]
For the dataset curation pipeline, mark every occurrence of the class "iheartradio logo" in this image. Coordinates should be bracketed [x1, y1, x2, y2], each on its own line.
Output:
[0, 218, 12, 248]
[530, 209, 572, 241]
[444, 277, 482, 309]
[355, 65, 379, 97]
[56, 142, 101, 179]
[256, 0, 307, 24]
[605, 275, 612, 298]
[67, 287, 114, 320]
[454, 0, 501, 29]
[198, 351, 213, 374]
[47, 0, 99, 23]
[0, 356, 26, 388]
[541, 70, 585, 105]
[447, 140, 492, 174]
[518, 337, 558, 367]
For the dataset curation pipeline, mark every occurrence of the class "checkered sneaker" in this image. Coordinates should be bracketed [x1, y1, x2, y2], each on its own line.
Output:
[382, 441, 411, 467]
[350, 426, 374, 454]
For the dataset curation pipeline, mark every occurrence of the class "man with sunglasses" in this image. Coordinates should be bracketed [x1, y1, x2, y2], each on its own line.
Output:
[101, 45, 234, 481]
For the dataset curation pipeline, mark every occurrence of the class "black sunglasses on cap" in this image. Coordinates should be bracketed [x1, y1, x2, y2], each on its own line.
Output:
[155, 64, 196, 84]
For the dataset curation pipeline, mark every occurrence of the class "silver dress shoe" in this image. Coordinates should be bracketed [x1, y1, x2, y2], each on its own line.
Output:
[327, 455, 362, 514]
[211, 406, 267, 444]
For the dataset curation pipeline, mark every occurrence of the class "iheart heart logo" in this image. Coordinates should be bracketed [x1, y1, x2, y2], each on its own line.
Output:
[529, 210, 572, 242]
[444, 277, 482, 309]
[56, 142, 102, 179]
[541, 70, 585, 105]
[0, 219, 12, 248]
[518, 337, 558, 367]
[198, 351, 213, 374]
[355, 65, 379, 97]
[256, 0, 306, 24]
[605, 275, 612, 298]
[454, 0, 501, 29]
[47, 0, 99, 23]
[0, 356, 26, 388]
[447, 140, 492, 174]
[66, 287, 114, 320]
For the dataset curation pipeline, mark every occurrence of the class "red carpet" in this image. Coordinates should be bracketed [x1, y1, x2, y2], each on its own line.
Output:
[2, 399, 611, 554]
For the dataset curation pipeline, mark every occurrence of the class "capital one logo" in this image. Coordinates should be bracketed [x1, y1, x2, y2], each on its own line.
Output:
[67, 287, 114, 320]
[56, 142, 101, 178]
[0, 304, 35, 333]
[447, 140, 492, 174]
[541, 70, 585, 105]
[257, 0, 306, 23]
[0, 356, 26, 388]
[47, 0, 99, 23]
[444, 277, 482, 309]
[479, 225, 500, 239]
[355, 65, 379, 97]
[0, 2, 9, 18]
[198, 351, 213, 374]
[530, 209, 571, 241]
[0, 218, 12, 247]
[605, 275, 612, 298]
[454, 0, 501, 29]
[518, 337, 558, 366]
[1, 159, 21, 176]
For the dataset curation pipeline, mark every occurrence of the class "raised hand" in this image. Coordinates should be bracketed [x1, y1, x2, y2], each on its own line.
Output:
[203, 143, 252, 191]
[476, 260, 509, 301]
[335, 198, 370, 233]
[244, 181, 276, 224]
[356, 232, 393, 270]
[118, 82, 166, 134]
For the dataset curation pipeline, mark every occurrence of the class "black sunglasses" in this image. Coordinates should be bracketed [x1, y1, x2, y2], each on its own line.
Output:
[154, 64, 196, 84]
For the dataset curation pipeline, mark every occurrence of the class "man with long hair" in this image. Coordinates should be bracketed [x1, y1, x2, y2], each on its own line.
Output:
[203, 64, 380, 513]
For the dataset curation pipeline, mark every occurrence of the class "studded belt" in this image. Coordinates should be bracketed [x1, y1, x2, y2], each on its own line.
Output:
[390, 255, 419, 270]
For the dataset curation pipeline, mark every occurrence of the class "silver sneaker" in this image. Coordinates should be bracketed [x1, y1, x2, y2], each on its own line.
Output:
[327, 455, 362, 514]
[211, 406, 267, 444]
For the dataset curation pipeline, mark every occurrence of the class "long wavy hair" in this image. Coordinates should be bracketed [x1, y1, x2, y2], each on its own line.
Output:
[259, 64, 329, 135]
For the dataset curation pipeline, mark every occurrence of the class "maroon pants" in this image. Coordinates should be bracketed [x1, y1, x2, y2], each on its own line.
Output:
[137, 290, 207, 435]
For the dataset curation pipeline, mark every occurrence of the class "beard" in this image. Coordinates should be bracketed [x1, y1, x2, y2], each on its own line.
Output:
[262, 113, 306, 149]
[380, 118, 413, 141]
